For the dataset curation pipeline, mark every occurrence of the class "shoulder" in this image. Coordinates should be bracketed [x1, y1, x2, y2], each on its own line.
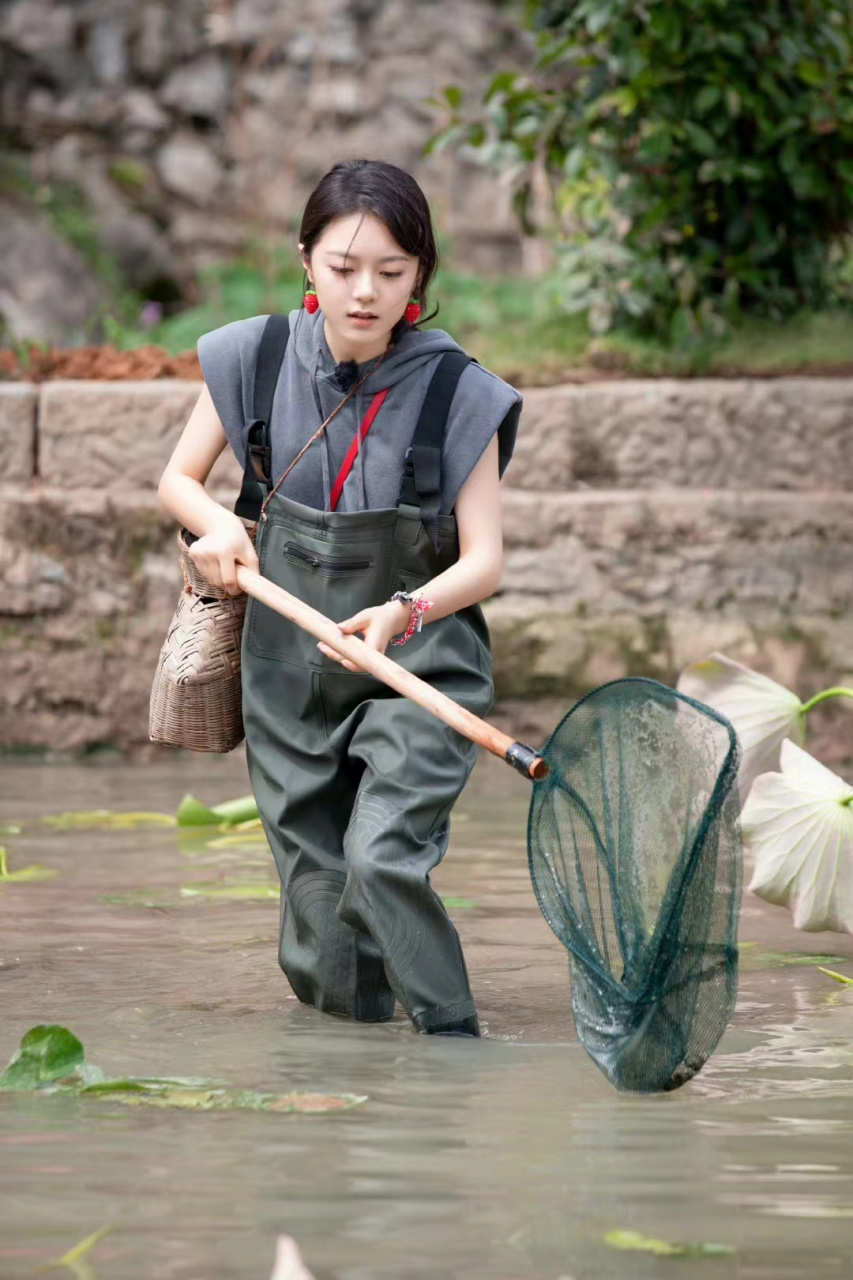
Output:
[196, 313, 270, 367]
[458, 359, 522, 412]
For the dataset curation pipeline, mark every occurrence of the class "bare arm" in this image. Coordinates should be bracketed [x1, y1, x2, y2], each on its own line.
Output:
[157, 383, 259, 595]
[320, 434, 503, 668]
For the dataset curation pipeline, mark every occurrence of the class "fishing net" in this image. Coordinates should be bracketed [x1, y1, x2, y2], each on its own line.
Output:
[528, 678, 741, 1093]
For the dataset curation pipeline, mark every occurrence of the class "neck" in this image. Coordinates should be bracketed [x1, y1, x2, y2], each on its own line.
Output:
[323, 317, 392, 365]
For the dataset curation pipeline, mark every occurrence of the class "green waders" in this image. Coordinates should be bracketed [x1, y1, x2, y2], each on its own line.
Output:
[242, 498, 492, 1032]
[236, 323, 492, 1034]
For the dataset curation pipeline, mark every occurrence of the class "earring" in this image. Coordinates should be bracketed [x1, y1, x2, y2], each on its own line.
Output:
[404, 297, 421, 324]
[303, 287, 319, 314]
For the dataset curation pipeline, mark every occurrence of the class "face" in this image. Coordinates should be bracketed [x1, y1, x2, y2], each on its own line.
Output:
[300, 212, 420, 351]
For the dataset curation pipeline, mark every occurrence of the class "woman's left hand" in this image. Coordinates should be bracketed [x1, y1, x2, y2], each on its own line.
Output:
[317, 600, 411, 672]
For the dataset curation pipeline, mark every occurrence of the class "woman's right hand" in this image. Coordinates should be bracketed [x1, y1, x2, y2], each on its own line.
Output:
[187, 514, 259, 595]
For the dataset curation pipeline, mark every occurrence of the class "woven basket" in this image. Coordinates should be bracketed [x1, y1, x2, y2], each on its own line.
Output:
[149, 528, 250, 752]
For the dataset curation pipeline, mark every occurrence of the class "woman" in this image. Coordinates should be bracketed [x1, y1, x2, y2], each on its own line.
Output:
[158, 159, 522, 1037]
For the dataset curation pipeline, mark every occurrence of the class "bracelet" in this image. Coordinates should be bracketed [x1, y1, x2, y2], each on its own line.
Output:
[388, 591, 434, 646]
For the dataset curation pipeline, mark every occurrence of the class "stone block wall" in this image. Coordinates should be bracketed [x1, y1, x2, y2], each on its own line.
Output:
[0, 378, 850, 752]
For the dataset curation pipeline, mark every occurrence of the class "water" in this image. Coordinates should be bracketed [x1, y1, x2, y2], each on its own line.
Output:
[1, 751, 852, 1279]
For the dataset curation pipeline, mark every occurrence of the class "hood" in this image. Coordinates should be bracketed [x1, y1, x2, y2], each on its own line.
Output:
[288, 304, 467, 393]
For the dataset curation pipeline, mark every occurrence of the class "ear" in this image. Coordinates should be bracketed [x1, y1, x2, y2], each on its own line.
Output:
[298, 242, 312, 281]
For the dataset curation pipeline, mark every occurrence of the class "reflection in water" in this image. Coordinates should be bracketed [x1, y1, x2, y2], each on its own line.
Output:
[0, 751, 852, 1278]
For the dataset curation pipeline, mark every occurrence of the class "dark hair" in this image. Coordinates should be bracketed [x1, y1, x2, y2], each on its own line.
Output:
[299, 159, 440, 338]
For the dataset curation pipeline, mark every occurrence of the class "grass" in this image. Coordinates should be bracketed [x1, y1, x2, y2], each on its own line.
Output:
[594, 309, 853, 379]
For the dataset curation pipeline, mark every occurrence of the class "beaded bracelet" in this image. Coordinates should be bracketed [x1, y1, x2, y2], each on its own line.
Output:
[388, 592, 434, 646]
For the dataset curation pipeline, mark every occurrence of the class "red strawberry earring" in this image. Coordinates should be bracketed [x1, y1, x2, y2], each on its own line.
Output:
[404, 296, 421, 324]
[303, 286, 319, 314]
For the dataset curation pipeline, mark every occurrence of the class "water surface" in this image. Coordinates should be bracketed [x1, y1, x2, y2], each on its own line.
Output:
[1, 751, 852, 1279]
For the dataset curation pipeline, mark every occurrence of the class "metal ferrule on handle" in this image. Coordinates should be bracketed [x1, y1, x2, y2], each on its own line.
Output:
[235, 566, 549, 782]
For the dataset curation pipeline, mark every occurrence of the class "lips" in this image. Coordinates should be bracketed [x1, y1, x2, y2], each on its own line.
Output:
[349, 312, 377, 319]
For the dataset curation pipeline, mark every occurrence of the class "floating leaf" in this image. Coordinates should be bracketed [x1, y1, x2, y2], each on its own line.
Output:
[266, 1093, 364, 1113]
[105, 1086, 366, 1113]
[100, 890, 174, 909]
[175, 795, 220, 826]
[1, 1026, 366, 1115]
[740, 945, 851, 971]
[79, 1075, 221, 1095]
[211, 796, 259, 825]
[176, 793, 258, 827]
[0, 1025, 85, 1090]
[744, 739, 853, 933]
[0, 846, 56, 884]
[604, 1230, 733, 1257]
[0, 823, 22, 835]
[441, 896, 476, 909]
[51, 1224, 113, 1268]
[204, 832, 269, 850]
[677, 652, 805, 802]
[42, 809, 175, 829]
[817, 967, 853, 986]
[180, 881, 279, 901]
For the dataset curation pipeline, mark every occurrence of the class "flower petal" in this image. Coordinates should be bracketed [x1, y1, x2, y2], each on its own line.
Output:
[678, 653, 804, 802]
[743, 742, 853, 933]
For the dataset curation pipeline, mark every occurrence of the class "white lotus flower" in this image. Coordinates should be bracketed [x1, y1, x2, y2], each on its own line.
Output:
[677, 652, 805, 803]
[744, 739, 853, 934]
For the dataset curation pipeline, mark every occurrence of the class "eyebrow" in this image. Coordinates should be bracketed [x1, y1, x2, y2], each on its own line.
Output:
[323, 250, 411, 262]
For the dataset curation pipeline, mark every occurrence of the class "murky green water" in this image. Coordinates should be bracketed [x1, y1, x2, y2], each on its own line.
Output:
[1, 751, 852, 1279]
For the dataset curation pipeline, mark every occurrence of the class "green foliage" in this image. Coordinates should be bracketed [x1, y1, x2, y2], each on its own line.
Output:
[0, 1025, 85, 1090]
[0, 1024, 368, 1113]
[604, 1229, 734, 1257]
[430, 0, 853, 341]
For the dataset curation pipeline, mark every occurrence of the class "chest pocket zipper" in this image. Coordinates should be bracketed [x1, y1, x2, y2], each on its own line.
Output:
[282, 542, 374, 575]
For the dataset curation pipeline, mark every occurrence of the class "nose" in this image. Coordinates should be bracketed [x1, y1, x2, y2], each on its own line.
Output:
[352, 270, 378, 304]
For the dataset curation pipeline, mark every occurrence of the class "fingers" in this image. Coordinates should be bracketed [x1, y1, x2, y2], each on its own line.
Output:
[218, 555, 239, 596]
[316, 640, 360, 673]
[337, 611, 371, 635]
[236, 540, 260, 575]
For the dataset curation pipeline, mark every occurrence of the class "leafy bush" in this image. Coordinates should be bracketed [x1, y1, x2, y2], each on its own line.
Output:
[429, 0, 853, 342]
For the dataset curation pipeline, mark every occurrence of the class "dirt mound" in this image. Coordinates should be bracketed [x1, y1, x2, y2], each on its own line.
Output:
[0, 344, 202, 382]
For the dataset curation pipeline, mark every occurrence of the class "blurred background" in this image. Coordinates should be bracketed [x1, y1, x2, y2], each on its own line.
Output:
[1, 1, 852, 755]
[2, 0, 852, 380]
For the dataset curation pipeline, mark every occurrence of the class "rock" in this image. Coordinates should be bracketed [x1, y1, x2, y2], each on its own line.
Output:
[0, 0, 75, 63]
[511, 380, 853, 492]
[100, 211, 180, 292]
[0, 386, 36, 483]
[0, 540, 69, 615]
[38, 382, 243, 495]
[160, 54, 231, 119]
[0, 203, 106, 344]
[135, 4, 170, 76]
[156, 133, 223, 203]
[230, 0, 298, 45]
[88, 15, 129, 86]
[122, 88, 170, 133]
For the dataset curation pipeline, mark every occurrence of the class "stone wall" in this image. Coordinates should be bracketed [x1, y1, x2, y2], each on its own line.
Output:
[0, 0, 532, 343]
[1, 377, 851, 753]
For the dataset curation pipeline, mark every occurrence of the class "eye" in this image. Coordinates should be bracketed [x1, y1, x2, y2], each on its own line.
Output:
[382, 271, 403, 278]
[330, 266, 351, 275]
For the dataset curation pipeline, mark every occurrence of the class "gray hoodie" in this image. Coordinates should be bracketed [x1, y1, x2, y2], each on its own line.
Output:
[197, 306, 522, 514]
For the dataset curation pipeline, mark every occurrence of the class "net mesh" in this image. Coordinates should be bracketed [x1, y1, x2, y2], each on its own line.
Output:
[528, 678, 742, 1093]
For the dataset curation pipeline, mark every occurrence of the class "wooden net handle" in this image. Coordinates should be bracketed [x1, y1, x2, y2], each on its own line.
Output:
[235, 566, 548, 781]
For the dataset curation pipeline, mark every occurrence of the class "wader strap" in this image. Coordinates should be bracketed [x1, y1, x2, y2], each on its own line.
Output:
[398, 350, 473, 549]
[233, 314, 291, 522]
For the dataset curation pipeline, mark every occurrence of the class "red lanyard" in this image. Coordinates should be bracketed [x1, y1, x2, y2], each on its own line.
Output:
[328, 388, 389, 511]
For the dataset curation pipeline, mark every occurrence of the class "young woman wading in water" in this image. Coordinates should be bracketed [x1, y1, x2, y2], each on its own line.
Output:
[158, 159, 522, 1037]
